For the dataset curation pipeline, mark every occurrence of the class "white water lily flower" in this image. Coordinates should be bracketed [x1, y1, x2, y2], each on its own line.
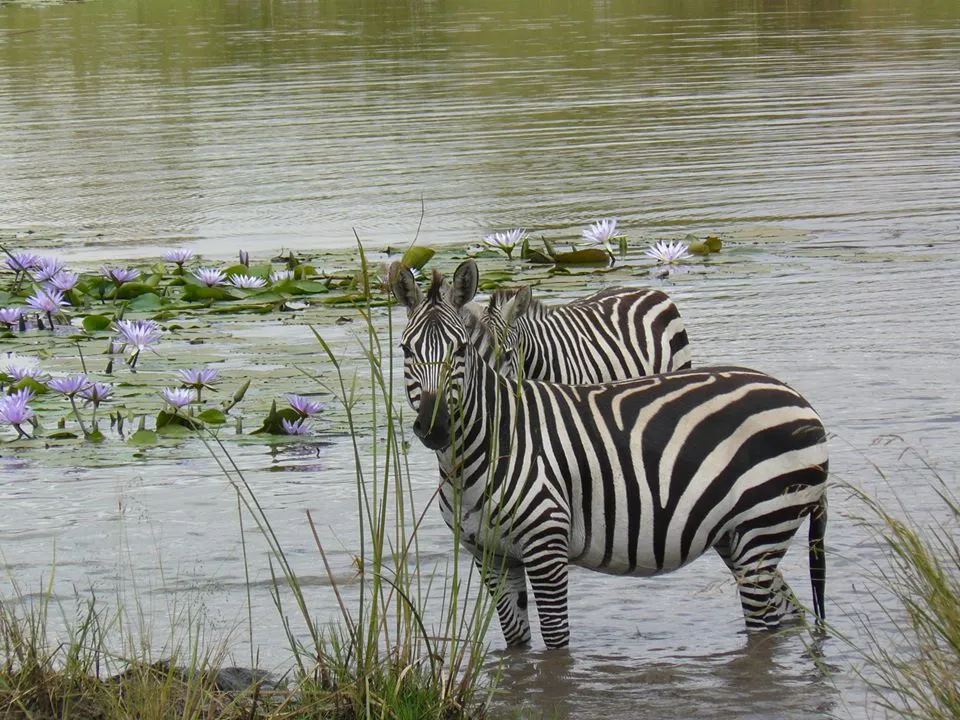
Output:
[483, 228, 526, 258]
[581, 218, 621, 254]
[229, 274, 267, 289]
[644, 240, 690, 264]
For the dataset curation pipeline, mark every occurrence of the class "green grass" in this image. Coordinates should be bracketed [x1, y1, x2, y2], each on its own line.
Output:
[844, 450, 960, 720]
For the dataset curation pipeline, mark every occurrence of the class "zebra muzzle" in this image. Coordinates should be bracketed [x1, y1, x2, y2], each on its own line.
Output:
[412, 392, 451, 450]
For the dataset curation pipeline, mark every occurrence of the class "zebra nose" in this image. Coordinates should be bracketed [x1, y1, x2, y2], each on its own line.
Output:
[413, 393, 451, 450]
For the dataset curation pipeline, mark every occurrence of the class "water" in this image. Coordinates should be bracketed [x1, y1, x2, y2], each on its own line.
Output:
[2, 1, 959, 718]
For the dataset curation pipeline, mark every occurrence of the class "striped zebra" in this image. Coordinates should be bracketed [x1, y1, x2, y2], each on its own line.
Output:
[393, 260, 828, 649]
[463, 283, 691, 383]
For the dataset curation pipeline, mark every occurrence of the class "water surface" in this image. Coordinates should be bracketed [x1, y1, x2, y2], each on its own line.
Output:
[1, 2, 959, 718]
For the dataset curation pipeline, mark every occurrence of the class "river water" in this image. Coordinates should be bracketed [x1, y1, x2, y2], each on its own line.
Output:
[2, 1, 959, 718]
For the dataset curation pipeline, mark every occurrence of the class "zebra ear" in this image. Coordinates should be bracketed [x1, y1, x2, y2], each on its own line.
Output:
[390, 262, 422, 314]
[450, 260, 479, 309]
[513, 286, 532, 316]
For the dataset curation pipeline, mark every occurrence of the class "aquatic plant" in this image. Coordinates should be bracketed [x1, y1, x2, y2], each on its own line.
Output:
[0, 387, 34, 438]
[100, 266, 140, 285]
[25, 287, 68, 326]
[269, 268, 293, 283]
[47, 373, 90, 396]
[0, 306, 24, 329]
[280, 417, 311, 435]
[229, 274, 266, 289]
[113, 318, 162, 370]
[4, 251, 40, 274]
[581, 217, 623, 255]
[176, 367, 220, 401]
[47, 270, 79, 292]
[483, 228, 526, 259]
[644, 239, 690, 264]
[161, 387, 197, 410]
[163, 248, 194, 273]
[194, 267, 227, 287]
[285, 393, 324, 418]
[239, 249, 249, 267]
[34, 256, 65, 282]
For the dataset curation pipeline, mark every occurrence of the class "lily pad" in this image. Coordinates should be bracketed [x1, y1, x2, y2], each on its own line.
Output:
[82, 314, 113, 332]
[552, 249, 611, 266]
[401, 246, 435, 270]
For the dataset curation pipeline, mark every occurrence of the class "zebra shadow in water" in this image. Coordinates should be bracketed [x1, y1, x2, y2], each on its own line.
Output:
[488, 629, 836, 720]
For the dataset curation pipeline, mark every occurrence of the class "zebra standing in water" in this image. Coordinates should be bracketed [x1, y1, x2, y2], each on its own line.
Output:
[393, 260, 828, 649]
[464, 283, 691, 383]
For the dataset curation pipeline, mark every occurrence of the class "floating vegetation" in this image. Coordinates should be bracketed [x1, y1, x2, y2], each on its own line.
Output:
[0, 222, 732, 449]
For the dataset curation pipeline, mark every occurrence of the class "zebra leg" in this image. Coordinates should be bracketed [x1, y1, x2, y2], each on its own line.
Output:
[523, 542, 571, 649]
[474, 556, 532, 647]
[714, 531, 792, 630]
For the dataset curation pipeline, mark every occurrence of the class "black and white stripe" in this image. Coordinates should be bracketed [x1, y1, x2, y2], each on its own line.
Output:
[461, 284, 691, 383]
[393, 261, 828, 649]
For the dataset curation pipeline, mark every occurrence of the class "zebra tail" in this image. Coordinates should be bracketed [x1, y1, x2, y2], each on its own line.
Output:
[808, 492, 828, 623]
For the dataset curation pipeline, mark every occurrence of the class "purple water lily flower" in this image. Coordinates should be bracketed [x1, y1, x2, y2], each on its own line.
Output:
[229, 274, 267, 289]
[114, 318, 161, 352]
[48, 374, 91, 397]
[26, 288, 68, 323]
[0, 307, 24, 328]
[101, 266, 140, 285]
[281, 417, 311, 435]
[239, 249, 249, 267]
[163, 248, 194, 265]
[0, 388, 35, 438]
[4, 252, 40, 273]
[270, 269, 294, 283]
[176, 367, 219, 387]
[644, 240, 690, 264]
[114, 318, 162, 370]
[193, 267, 226, 287]
[34, 256, 66, 282]
[5, 365, 49, 383]
[285, 393, 325, 418]
[161, 387, 196, 409]
[80, 381, 113, 405]
[47, 270, 79, 292]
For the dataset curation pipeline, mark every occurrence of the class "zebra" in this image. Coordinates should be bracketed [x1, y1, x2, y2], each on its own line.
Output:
[460, 282, 691, 384]
[392, 260, 828, 649]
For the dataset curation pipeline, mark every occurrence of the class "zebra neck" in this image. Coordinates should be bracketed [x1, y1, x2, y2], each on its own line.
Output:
[438, 347, 517, 488]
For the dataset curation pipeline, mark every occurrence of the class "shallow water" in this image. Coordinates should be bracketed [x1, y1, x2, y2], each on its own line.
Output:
[2, 1, 960, 718]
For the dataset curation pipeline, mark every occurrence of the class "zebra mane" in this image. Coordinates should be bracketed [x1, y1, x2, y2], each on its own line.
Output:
[426, 268, 446, 304]
[490, 286, 546, 316]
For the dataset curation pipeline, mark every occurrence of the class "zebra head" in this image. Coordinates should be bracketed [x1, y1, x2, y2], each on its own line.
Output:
[391, 260, 479, 451]
[482, 285, 533, 379]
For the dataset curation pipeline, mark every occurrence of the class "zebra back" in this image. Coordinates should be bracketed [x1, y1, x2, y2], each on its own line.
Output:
[476, 285, 692, 384]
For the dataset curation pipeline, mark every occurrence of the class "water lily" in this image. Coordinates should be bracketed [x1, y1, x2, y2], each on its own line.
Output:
[483, 228, 526, 259]
[193, 267, 226, 287]
[644, 240, 690, 264]
[270, 269, 294, 283]
[581, 218, 622, 254]
[175, 367, 219, 401]
[34, 256, 65, 282]
[163, 248, 194, 265]
[26, 288, 68, 326]
[48, 374, 91, 397]
[114, 318, 162, 370]
[47, 270, 79, 293]
[100, 266, 140, 285]
[281, 417, 311, 435]
[4, 252, 40, 274]
[286, 393, 325, 418]
[80, 381, 113, 406]
[0, 307, 24, 329]
[161, 387, 196, 410]
[5, 365, 50, 383]
[229, 274, 267, 289]
[239, 249, 249, 267]
[0, 387, 34, 438]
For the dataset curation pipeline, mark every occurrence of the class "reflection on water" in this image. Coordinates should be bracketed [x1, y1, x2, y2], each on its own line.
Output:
[1, 1, 958, 260]
[492, 631, 835, 719]
[1, 2, 959, 719]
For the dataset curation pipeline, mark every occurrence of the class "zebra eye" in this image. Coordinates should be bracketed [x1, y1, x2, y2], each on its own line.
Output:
[400, 343, 414, 358]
